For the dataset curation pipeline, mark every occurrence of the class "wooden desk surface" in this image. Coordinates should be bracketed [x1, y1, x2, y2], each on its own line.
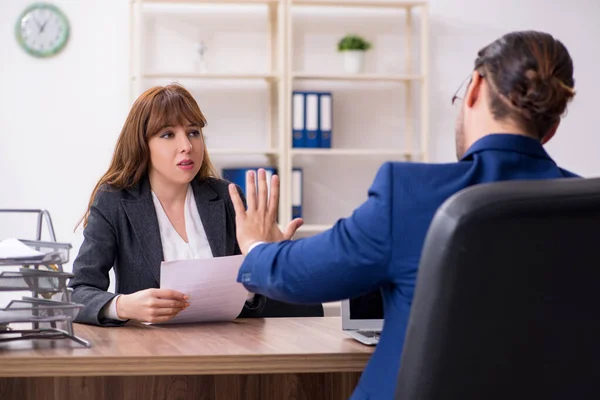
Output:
[0, 317, 374, 378]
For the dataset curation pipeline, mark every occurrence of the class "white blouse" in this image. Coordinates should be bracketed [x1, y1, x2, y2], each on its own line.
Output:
[102, 184, 214, 321]
[152, 185, 213, 262]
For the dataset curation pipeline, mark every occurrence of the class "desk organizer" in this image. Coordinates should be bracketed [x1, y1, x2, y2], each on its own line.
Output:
[0, 210, 90, 348]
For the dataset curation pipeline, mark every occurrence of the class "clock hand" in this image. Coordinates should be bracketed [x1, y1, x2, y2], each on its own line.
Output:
[32, 17, 43, 32]
[40, 18, 49, 33]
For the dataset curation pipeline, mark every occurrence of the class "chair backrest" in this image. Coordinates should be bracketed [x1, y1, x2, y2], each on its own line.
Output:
[395, 177, 600, 400]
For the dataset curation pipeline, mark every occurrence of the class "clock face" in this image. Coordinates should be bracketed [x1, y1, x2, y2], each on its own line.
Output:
[15, 3, 70, 58]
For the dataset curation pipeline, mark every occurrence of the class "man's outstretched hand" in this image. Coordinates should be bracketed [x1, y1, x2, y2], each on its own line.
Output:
[228, 169, 304, 255]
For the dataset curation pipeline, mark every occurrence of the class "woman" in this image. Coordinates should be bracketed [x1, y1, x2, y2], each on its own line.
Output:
[70, 84, 322, 326]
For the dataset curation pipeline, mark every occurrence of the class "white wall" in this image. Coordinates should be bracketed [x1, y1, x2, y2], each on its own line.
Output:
[0, 0, 130, 304]
[427, 0, 600, 176]
[1, 0, 599, 306]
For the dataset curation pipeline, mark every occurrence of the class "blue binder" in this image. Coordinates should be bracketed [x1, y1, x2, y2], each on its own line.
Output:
[292, 91, 306, 148]
[319, 92, 332, 148]
[292, 168, 303, 219]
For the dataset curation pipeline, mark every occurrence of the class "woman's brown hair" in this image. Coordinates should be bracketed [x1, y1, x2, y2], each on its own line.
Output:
[76, 83, 218, 229]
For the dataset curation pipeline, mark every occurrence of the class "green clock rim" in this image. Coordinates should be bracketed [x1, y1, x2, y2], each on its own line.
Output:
[14, 2, 70, 58]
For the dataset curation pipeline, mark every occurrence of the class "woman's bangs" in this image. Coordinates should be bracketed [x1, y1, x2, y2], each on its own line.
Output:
[146, 89, 206, 139]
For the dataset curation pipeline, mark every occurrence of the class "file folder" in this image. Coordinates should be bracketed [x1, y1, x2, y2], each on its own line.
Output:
[319, 92, 332, 148]
[292, 168, 303, 219]
[292, 92, 306, 148]
[305, 93, 320, 148]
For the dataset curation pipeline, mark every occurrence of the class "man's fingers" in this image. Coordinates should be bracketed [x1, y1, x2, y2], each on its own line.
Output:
[268, 174, 280, 219]
[246, 170, 257, 211]
[257, 168, 268, 212]
[228, 183, 247, 219]
[283, 218, 304, 240]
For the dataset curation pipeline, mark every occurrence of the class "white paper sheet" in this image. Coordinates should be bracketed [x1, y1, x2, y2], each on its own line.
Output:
[0, 238, 45, 260]
[155, 254, 248, 324]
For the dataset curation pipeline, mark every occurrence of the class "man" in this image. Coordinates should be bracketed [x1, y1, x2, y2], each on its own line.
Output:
[228, 31, 579, 399]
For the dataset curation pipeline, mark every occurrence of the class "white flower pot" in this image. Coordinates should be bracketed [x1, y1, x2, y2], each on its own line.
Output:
[342, 50, 366, 74]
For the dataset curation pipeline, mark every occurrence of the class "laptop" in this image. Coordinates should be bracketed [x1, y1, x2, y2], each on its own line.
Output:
[341, 290, 384, 346]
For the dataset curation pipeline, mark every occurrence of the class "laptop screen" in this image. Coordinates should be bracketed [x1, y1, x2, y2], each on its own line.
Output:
[349, 290, 384, 320]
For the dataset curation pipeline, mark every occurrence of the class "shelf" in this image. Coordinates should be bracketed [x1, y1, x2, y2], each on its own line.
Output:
[142, 0, 282, 4]
[141, 72, 280, 82]
[293, 73, 423, 82]
[292, 148, 416, 157]
[292, 0, 426, 9]
[209, 148, 281, 155]
[141, 0, 424, 7]
[142, 73, 421, 83]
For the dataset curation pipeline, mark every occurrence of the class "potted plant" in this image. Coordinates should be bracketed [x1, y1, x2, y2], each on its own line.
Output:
[337, 34, 372, 74]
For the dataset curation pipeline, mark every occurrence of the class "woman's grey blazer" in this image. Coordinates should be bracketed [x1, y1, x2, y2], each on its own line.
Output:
[69, 176, 266, 326]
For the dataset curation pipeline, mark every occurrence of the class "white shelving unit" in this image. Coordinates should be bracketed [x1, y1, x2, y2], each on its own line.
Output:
[130, 0, 429, 316]
[286, 0, 428, 233]
[293, 72, 424, 81]
[142, 72, 280, 81]
[291, 148, 420, 156]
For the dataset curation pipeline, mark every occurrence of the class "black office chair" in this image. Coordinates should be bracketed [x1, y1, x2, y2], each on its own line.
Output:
[395, 177, 600, 400]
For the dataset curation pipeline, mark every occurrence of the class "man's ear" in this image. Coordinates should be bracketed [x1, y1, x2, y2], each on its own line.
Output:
[541, 121, 559, 144]
[465, 70, 484, 108]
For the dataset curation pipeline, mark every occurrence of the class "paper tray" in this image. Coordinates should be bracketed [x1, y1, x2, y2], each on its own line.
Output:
[0, 240, 72, 266]
[0, 298, 82, 325]
[0, 270, 73, 292]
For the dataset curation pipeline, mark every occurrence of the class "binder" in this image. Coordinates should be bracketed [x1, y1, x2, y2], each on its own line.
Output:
[319, 92, 332, 148]
[305, 93, 320, 148]
[292, 90, 332, 148]
[292, 168, 303, 219]
[292, 92, 306, 148]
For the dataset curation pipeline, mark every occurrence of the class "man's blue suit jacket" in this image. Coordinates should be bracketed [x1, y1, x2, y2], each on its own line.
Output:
[237, 134, 579, 400]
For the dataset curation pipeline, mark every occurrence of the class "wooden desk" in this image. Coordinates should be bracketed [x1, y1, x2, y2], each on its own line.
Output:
[0, 317, 373, 400]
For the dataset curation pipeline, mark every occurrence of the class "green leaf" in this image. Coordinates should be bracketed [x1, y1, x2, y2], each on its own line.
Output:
[337, 34, 372, 51]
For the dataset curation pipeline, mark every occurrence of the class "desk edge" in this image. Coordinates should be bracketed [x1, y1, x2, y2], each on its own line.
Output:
[0, 353, 371, 377]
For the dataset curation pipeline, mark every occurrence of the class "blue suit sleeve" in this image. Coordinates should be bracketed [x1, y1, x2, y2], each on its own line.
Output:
[237, 162, 393, 304]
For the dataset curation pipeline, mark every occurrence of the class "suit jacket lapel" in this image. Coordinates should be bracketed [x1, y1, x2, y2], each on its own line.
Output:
[121, 177, 163, 285]
[192, 179, 226, 257]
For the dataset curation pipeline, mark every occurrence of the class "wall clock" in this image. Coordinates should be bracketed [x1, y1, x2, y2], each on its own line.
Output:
[15, 3, 70, 58]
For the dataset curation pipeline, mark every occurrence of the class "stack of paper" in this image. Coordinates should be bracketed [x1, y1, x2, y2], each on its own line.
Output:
[0, 238, 45, 260]
[155, 254, 248, 324]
